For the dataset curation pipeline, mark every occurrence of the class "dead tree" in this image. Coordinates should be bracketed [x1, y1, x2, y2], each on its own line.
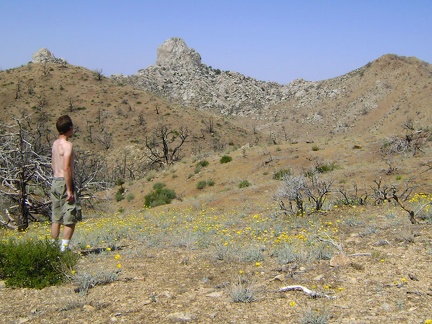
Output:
[304, 172, 333, 212]
[372, 177, 418, 224]
[145, 125, 189, 168]
[338, 182, 368, 206]
[202, 117, 215, 134]
[274, 171, 333, 216]
[73, 151, 111, 207]
[93, 69, 104, 81]
[0, 115, 52, 230]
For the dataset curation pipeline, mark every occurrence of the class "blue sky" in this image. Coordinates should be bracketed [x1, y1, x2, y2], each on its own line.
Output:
[1, 1, 431, 84]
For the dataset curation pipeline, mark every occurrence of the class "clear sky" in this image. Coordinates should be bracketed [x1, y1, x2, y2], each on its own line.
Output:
[1, 0, 431, 84]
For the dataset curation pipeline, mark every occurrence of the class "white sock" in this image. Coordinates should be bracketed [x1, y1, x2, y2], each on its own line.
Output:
[60, 239, 70, 251]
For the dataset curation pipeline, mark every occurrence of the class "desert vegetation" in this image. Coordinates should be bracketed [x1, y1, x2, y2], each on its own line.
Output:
[0, 55, 431, 322]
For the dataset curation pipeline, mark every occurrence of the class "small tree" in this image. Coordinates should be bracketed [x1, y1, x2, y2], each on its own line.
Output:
[274, 175, 307, 215]
[304, 172, 333, 212]
[275, 172, 333, 216]
[372, 177, 418, 224]
[93, 69, 104, 81]
[145, 125, 189, 168]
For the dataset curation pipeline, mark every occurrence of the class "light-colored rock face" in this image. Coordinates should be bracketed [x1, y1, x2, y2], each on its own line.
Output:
[156, 37, 201, 68]
[32, 48, 56, 63]
[32, 48, 68, 66]
[112, 37, 294, 115]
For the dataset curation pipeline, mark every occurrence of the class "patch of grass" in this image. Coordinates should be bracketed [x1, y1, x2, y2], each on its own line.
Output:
[125, 192, 135, 202]
[272, 242, 299, 264]
[239, 180, 251, 188]
[273, 168, 291, 180]
[238, 245, 265, 262]
[146, 170, 157, 181]
[212, 242, 237, 262]
[196, 160, 209, 168]
[227, 276, 259, 303]
[197, 179, 215, 189]
[315, 162, 338, 173]
[74, 271, 119, 295]
[300, 308, 329, 324]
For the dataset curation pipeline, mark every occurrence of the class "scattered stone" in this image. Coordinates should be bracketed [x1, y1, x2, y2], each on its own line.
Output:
[208, 312, 218, 319]
[206, 291, 224, 298]
[271, 274, 285, 282]
[350, 262, 365, 271]
[373, 240, 390, 246]
[330, 253, 351, 267]
[83, 304, 96, 312]
[166, 312, 196, 322]
[381, 303, 392, 311]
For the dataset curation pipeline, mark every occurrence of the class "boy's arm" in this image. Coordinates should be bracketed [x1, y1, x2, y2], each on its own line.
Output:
[63, 142, 75, 202]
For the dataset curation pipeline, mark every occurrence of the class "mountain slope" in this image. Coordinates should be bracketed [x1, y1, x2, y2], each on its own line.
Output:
[117, 38, 431, 143]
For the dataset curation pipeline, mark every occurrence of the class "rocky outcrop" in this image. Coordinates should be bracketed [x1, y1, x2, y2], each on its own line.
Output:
[112, 38, 321, 116]
[32, 48, 68, 65]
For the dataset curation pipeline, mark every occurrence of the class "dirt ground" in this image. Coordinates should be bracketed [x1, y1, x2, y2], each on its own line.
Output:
[1, 204, 431, 324]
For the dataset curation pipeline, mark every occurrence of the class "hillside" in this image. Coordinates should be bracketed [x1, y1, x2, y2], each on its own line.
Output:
[0, 41, 431, 323]
[115, 38, 431, 144]
[0, 42, 431, 211]
[0, 61, 252, 183]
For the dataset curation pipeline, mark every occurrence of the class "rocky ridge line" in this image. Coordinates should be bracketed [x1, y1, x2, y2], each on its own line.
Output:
[111, 37, 338, 117]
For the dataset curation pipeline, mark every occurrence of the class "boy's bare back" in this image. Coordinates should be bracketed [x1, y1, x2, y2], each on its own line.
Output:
[51, 138, 74, 178]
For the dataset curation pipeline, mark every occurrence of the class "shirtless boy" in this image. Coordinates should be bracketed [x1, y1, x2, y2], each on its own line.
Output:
[50, 115, 81, 251]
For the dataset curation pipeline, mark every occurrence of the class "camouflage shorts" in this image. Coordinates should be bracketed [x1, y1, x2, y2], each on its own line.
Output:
[50, 178, 82, 225]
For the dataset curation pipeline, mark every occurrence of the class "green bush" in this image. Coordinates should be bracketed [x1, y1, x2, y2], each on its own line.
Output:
[144, 182, 176, 207]
[220, 155, 232, 164]
[315, 162, 337, 173]
[273, 169, 291, 180]
[115, 190, 125, 202]
[0, 239, 79, 289]
[115, 179, 125, 201]
[197, 180, 207, 190]
[239, 180, 251, 188]
[195, 160, 210, 173]
[196, 179, 215, 189]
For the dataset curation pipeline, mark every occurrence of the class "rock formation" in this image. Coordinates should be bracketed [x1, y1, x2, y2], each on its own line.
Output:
[32, 48, 68, 65]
